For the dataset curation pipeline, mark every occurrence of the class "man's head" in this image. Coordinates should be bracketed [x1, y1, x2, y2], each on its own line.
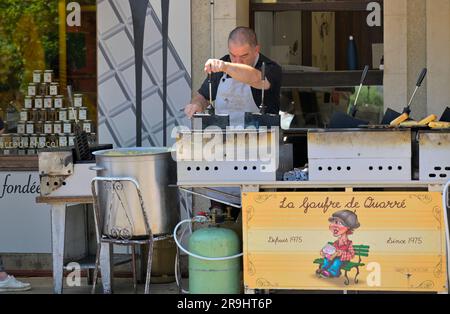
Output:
[228, 27, 260, 66]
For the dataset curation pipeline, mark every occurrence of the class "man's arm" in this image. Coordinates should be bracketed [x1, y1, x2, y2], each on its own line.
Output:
[205, 59, 271, 90]
[184, 92, 209, 118]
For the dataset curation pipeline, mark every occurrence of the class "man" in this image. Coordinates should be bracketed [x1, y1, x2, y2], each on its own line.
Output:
[185, 26, 282, 125]
[318, 210, 360, 278]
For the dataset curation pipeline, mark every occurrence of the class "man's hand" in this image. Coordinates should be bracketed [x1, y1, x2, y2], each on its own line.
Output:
[184, 103, 204, 119]
[204, 59, 228, 74]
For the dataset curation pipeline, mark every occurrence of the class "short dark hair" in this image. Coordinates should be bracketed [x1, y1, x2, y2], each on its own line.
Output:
[228, 27, 258, 47]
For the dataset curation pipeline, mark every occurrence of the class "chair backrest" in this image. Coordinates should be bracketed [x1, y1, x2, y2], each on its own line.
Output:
[91, 177, 152, 241]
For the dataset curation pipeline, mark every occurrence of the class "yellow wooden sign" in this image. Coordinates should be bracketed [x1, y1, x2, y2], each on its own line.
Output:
[242, 192, 448, 292]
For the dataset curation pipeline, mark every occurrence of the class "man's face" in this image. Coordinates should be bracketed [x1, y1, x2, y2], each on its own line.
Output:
[228, 41, 260, 66]
[329, 218, 349, 237]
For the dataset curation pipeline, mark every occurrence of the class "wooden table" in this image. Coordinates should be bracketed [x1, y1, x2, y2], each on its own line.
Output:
[36, 196, 98, 294]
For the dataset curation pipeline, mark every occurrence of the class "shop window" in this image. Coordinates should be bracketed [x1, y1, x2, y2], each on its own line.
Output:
[0, 0, 97, 156]
[250, 0, 384, 128]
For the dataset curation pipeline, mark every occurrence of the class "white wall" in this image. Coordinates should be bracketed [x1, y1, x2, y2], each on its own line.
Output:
[0, 172, 51, 253]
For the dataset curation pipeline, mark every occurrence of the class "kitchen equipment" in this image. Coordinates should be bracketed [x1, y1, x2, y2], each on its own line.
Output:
[38, 145, 112, 197]
[176, 127, 293, 183]
[92, 147, 179, 236]
[308, 129, 412, 181]
[381, 68, 428, 125]
[67, 86, 91, 161]
[259, 62, 266, 114]
[329, 66, 370, 128]
[440, 107, 450, 122]
[418, 130, 450, 182]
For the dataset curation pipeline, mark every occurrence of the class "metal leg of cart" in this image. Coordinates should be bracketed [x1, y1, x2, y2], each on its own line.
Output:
[51, 204, 66, 294]
[99, 243, 114, 294]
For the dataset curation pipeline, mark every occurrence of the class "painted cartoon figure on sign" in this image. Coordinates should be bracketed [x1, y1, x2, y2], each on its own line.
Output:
[316, 210, 360, 278]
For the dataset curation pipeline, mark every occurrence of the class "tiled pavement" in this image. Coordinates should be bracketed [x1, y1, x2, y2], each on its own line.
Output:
[1, 277, 182, 294]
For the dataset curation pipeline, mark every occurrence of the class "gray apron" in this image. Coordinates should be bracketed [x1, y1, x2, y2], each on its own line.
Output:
[215, 62, 260, 127]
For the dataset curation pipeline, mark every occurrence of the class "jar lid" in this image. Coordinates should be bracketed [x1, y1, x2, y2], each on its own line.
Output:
[25, 95, 33, 98]
[74, 94, 83, 97]
[33, 70, 43, 73]
[44, 70, 54, 73]
[50, 82, 59, 85]
[55, 95, 64, 98]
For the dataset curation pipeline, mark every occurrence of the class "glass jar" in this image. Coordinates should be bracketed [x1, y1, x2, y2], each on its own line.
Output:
[44, 97, 53, 109]
[0, 134, 12, 149]
[33, 70, 42, 83]
[59, 134, 68, 147]
[78, 107, 87, 120]
[26, 122, 34, 134]
[63, 121, 72, 134]
[44, 121, 53, 134]
[44, 70, 53, 83]
[68, 133, 75, 147]
[49, 83, 59, 96]
[82, 120, 92, 133]
[29, 134, 38, 149]
[30, 109, 39, 122]
[53, 121, 63, 134]
[12, 134, 21, 148]
[25, 96, 33, 109]
[88, 133, 97, 145]
[39, 83, 48, 96]
[20, 135, 30, 149]
[47, 108, 57, 121]
[34, 96, 43, 109]
[28, 83, 37, 96]
[20, 110, 29, 122]
[38, 135, 47, 149]
[58, 108, 68, 121]
[17, 122, 26, 134]
[27, 149, 37, 155]
[35, 121, 44, 134]
[54, 95, 64, 108]
[68, 107, 77, 121]
[47, 134, 58, 148]
[74, 94, 83, 107]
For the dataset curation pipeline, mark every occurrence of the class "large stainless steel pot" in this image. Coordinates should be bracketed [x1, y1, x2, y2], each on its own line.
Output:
[92, 147, 179, 236]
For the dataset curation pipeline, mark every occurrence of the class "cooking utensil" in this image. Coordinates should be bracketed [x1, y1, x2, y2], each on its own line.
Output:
[381, 68, 427, 125]
[328, 65, 370, 128]
[205, 71, 215, 115]
[440, 107, 450, 122]
[259, 62, 266, 114]
[67, 86, 91, 161]
[92, 147, 179, 236]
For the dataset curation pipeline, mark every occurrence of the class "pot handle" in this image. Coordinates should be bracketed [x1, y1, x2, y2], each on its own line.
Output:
[89, 166, 106, 171]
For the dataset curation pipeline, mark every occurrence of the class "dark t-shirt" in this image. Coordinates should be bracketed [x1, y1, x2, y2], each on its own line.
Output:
[0, 118, 4, 131]
[198, 54, 282, 114]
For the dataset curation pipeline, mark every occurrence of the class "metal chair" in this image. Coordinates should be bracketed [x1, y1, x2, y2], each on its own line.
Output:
[90, 176, 171, 294]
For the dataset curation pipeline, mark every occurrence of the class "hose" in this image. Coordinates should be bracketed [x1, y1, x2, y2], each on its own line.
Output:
[173, 217, 244, 261]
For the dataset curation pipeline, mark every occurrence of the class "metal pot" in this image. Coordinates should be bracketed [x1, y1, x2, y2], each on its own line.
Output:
[92, 147, 179, 236]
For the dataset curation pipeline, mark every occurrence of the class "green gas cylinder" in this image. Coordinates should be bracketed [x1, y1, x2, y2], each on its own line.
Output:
[188, 226, 241, 294]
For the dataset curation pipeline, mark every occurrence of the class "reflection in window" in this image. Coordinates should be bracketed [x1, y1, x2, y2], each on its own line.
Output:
[0, 0, 97, 155]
